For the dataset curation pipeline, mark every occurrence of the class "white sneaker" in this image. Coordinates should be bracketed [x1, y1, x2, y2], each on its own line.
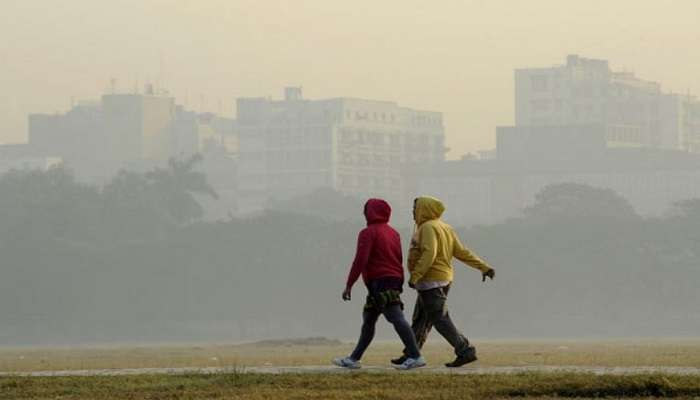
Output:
[332, 356, 361, 369]
[395, 356, 426, 370]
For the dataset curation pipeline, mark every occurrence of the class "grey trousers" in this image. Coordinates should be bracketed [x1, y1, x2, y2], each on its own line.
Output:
[407, 285, 472, 357]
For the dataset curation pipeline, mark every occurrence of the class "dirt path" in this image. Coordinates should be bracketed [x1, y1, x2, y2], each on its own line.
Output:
[3, 365, 700, 377]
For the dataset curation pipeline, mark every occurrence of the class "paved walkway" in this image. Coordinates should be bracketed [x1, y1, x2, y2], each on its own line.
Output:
[3, 365, 700, 377]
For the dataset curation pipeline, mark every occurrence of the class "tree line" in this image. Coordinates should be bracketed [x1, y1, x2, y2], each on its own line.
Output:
[0, 161, 698, 345]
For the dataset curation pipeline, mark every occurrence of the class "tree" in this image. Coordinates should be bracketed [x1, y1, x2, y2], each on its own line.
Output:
[523, 183, 638, 221]
[671, 198, 700, 220]
[267, 187, 365, 222]
[0, 166, 101, 242]
[145, 154, 219, 224]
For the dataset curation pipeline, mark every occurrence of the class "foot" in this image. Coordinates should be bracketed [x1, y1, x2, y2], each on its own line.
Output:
[332, 356, 361, 369]
[445, 347, 477, 368]
[395, 356, 426, 370]
[390, 355, 407, 365]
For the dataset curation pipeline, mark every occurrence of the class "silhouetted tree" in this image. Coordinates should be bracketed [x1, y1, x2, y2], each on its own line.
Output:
[267, 187, 365, 222]
[671, 198, 700, 220]
[146, 154, 218, 224]
[523, 183, 638, 221]
[0, 166, 101, 242]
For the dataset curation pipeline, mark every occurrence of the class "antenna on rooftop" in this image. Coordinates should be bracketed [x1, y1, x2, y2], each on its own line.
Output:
[158, 51, 165, 93]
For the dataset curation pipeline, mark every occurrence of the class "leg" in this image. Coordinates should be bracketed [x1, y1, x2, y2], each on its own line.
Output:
[409, 293, 433, 350]
[433, 310, 472, 356]
[383, 304, 421, 358]
[397, 293, 433, 359]
[421, 287, 471, 356]
[349, 309, 381, 361]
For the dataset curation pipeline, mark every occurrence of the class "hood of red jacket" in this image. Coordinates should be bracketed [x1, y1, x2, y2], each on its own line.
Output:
[364, 198, 391, 225]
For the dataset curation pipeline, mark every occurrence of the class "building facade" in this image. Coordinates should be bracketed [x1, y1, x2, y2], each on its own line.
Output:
[514, 54, 700, 152]
[27, 87, 239, 184]
[413, 149, 700, 227]
[236, 88, 445, 213]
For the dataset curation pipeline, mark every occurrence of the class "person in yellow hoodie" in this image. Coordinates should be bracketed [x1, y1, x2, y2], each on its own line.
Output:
[391, 196, 495, 368]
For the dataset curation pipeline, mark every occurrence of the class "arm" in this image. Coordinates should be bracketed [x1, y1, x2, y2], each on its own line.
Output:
[346, 228, 374, 289]
[453, 234, 493, 273]
[409, 225, 438, 285]
[406, 231, 420, 273]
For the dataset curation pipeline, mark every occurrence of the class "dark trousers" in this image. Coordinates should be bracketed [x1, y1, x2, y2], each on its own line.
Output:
[406, 285, 472, 357]
[350, 304, 421, 361]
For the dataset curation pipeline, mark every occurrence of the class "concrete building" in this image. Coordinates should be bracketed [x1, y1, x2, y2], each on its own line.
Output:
[171, 108, 237, 159]
[0, 144, 61, 174]
[412, 148, 700, 227]
[409, 56, 700, 227]
[101, 88, 176, 162]
[514, 54, 700, 151]
[236, 87, 445, 213]
[29, 101, 103, 163]
[27, 86, 241, 186]
[659, 93, 700, 153]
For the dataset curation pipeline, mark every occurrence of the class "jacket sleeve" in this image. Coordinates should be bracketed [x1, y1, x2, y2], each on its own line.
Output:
[406, 231, 420, 273]
[453, 234, 492, 273]
[409, 224, 438, 285]
[346, 228, 374, 288]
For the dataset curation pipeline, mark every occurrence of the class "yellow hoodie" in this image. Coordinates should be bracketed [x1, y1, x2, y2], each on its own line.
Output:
[408, 196, 493, 285]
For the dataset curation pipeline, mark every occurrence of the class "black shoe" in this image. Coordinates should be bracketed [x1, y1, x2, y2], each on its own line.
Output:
[445, 348, 477, 368]
[391, 355, 408, 365]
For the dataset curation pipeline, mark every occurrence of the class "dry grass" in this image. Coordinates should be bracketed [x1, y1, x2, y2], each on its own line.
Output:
[1, 338, 699, 372]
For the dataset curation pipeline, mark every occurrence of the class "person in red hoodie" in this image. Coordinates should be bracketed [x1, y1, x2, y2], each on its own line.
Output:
[332, 198, 425, 370]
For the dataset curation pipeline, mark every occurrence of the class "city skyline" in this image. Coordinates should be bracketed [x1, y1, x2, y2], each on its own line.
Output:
[2, 0, 700, 158]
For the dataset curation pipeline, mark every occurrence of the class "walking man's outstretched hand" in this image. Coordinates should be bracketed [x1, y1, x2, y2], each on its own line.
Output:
[342, 287, 352, 301]
[482, 268, 495, 282]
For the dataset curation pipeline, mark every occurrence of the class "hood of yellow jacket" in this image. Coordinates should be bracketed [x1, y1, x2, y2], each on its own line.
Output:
[414, 196, 445, 225]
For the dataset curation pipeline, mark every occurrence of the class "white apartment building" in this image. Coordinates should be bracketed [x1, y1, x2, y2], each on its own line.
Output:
[236, 88, 445, 214]
[515, 54, 700, 151]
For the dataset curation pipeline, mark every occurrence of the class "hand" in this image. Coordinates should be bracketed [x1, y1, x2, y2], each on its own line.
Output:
[482, 268, 495, 282]
[342, 287, 352, 301]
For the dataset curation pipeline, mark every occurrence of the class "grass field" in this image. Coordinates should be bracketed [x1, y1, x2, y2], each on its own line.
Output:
[1, 338, 699, 372]
[2, 371, 700, 399]
[2, 339, 700, 399]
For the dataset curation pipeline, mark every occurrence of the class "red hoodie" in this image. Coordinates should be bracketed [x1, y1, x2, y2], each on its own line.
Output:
[345, 199, 404, 288]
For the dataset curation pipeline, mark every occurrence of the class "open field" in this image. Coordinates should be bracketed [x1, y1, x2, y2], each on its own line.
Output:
[2, 372, 700, 399]
[2, 340, 700, 399]
[1, 338, 700, 372]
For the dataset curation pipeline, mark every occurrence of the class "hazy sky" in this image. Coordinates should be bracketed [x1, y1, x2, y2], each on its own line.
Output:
[1, 0, 699, 158]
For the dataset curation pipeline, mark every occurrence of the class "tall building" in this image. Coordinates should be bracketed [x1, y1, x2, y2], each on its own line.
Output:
[413, 55, 700, 227]
[101, 88, 176, 162]
[170, 107, 237, 158]
[514, 54, 700, 151]
[29, 101, 103, 162]
[29, 89, 177, 167]
[27, 86, 240, 183]
[236, 87, 445, 213]
[659, 93, 700, 153]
